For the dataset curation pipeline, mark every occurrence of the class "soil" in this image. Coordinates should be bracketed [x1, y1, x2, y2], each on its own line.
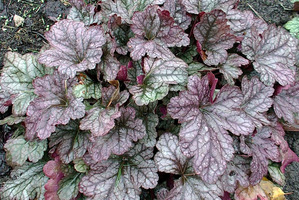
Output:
[0, 0, 299, 199]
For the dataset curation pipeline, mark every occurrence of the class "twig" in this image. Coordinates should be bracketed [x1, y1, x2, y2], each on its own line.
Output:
[247, 3, 266, 23]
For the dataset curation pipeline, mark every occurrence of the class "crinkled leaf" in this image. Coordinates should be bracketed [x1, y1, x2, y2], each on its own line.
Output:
[88, 107, 146, 162]
[4, 135, 47, 166]
[130, 57, 188, 105]
[0, 115, 25, 125]
[163, 0, 191, 30]
[79, 144, 158, 199]
[132, 102, 158, 147]
[1, 52, 52, 115]
[200, 0, 238, 12]
[273, 82, 299, 124]
[98, 53, 120, 82]
[58, 172, 83, 200]
[177, 45, 197, 64]
[181, 0, 200, 14]
[128, 6, 189, 60]
[241, 76, 274, 127]
[49, 120, 90, 164]
[268, 165, 285, 186]
[165, 177, 224, 200]
[167, 74, 254, 183]
[193, 10, 236, 66]
[0, 161, 48, 200]
[154, 133, 188, 175]
[284, 17, 299, 39]
[242, 25, 297, 86]
[0, 86, 10, 114]
[130, 82, 169, 106]
[219, 54, 248, 85]
[25, 71, 85, 140]
[187, 62, 215, 77]
[234, 184, 268, 200]
[220, 156, 250, 193]
[112, 23, 134, 55]
[80, 86, 129, 138]
[240, 128, 281, 185]
[39, 19, 106, 78]
[67, 0, 102, 25]
[101, 0, 164, 24]
[73, 74, 101, 99]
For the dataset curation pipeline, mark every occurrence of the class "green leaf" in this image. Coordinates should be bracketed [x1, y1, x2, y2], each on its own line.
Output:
[0, 115, 25, 125]
[1, 52, 53, 115]
[74, 158, 89, 173]
[176, 45, 197, 64]
[284, 17, 299, 39]
[0, 161, 48, 200]
[73, 74, 102, 99]
[268, 165, 286, 186]
[58, 172, 83, 200]
[4, 135, 47, 166]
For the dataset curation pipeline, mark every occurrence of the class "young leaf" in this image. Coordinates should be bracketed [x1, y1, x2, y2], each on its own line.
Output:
[79, 85, 129, 138]
[284, 17, 299, 39]
[73, 74, 101, 99]
[242, 25, 297, 86]
[241, 76, 274, 127]
[0, 161, 48, 200]
[1, 52, 52, 115]
[25, 71, 85, 140]
[4, 135, 47, 166]
[49, 120, 90, 164]
[193, 10, 236, 66]
[79, 144, 158, 199]
[273, 82, 299, 124]
[39, 19, 106, 78]
[129, 57, 188, 105]
[167, 74, 254, 183]
[162, 0, 191, 30]
[128, 6, 189, 60]
[131, 102, 159, 147]
[88, 107, 146, 162]
[58, 172, 83, 200]
[67, 0, 102, 25]
[219, 54, 249, 85]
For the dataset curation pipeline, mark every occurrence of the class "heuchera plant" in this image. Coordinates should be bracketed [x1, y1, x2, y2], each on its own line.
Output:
[0, 0, 299, 199]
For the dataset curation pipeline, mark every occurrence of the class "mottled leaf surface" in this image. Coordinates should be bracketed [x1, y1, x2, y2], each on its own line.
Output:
[193, 10, 236, 66]
[242, 25, 297, 86]
[130, 57, 188, 105]
[58, 172, 83, 200]
[0, 161, 48, 200]
[73, 74, 101, 99]
[49, 120, 89, 164]
[79, 144, 158, 199]
[167, 74, 254, 183]
[219, 54, 248, 85]
[25, 71, 85, 140]
[4, 135, 47, 166]
[39, 20, 106, 78]
[163, 0, 191, 30]
[274, 82, 299, 124]
[1, 52, 52, 115]
[128, 6, 189, 60]
[88, 107, 146, 162]
[241, 76, 274, 127]
[0, 86, 10, 114]
[68, 0, 102, 25]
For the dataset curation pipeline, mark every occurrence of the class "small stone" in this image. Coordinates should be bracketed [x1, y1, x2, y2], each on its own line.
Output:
[13, 15, 24, 27]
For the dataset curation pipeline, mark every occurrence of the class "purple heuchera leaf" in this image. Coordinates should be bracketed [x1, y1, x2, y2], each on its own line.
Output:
[240, 128, 281, 185]
[39, 19, 106, 78]
[49, 120, 90, 164]
[167, 73, 254, 183]
[219, 54, 249, 85]
[25, 71, 85, 140]
[193, 9, 236, 66]
[242, 25, 297, 86]
[0, 86, 11, 114]
[241, 76, 274, 127]
[79, 85, 129, 138]
[273, 82, 299, 124]
[128, 5, 189, 60]
[88, 107, 146, 162]
[162, 0, 191, 30]
[79, 144, 158, 199]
